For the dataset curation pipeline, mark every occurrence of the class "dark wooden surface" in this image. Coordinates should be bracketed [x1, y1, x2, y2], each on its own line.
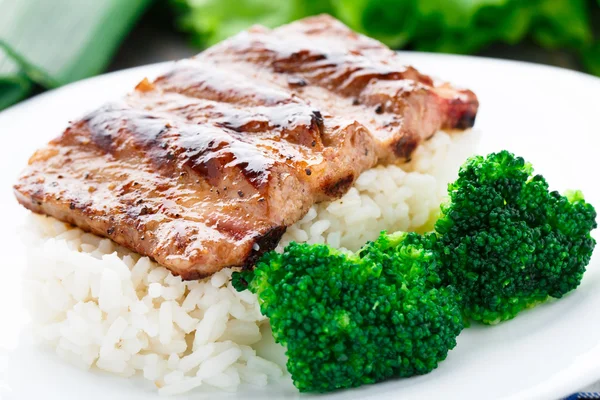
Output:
[109, 3, 586, 74]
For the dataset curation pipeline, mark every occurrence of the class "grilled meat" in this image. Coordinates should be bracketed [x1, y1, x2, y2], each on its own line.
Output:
[14, 15, 478, 279]
[198, 15, 478, 161]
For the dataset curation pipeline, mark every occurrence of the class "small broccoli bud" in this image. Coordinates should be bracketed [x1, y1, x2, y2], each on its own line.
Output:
[231, 269, 253, 292]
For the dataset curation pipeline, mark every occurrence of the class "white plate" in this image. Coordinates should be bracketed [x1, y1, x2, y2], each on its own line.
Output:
[0, 53, 599, 400]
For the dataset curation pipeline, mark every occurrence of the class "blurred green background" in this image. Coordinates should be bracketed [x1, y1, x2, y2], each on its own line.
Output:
[1, 0, 599, 112]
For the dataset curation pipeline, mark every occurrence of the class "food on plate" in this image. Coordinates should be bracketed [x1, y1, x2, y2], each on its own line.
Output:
[232, 233, 463, 392]
[433, 151, 598, 324]
[13, 15, 478, 280]
[22, 146, 597, 395]
[233, 151, 596, 392]
[198, 14, 479, 161]
[24, 217, 282, 395]
[24, 131, 472, 394]
[16, 13, 595, 398]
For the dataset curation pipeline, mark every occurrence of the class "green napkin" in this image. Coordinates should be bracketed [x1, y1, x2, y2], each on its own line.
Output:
[0, 48, 31, 110]
[0, 0, 153, 110]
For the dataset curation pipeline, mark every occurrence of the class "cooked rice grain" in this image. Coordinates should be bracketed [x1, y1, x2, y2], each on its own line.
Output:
[279, 129, 479, 251]
[22, 129, 478, 394]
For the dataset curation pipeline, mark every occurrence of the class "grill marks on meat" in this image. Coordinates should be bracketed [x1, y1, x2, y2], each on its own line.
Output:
[199, 16, 478, 162]
[14, 65, 376, 278]
[13, 15, 479, 279]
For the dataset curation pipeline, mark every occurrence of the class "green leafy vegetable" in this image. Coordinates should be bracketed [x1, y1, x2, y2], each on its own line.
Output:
[173, 0, 600, 76]
[172, 0, 333, 47]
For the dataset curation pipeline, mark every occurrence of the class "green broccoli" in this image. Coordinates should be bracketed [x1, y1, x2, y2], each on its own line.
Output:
[232, 150, 597, 392]
[233, 232, 463, 393]
[434, 150, 597, 324]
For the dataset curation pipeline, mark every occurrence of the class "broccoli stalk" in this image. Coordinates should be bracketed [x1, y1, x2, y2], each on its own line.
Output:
[233, 232, 463, 393]
[434, 150, 597, 324]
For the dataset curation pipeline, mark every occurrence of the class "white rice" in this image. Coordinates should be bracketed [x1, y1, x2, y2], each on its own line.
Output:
[21, 129, 478, 394]
[279, 129, 479, 251]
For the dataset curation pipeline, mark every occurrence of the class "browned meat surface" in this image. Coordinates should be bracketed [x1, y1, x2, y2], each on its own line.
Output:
[196, 15, 478, 162]
[14, 15, 479, 279]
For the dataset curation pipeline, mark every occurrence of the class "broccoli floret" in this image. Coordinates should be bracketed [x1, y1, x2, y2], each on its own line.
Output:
[435, 150, 597, 324]
[233, 232, 463, 392]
